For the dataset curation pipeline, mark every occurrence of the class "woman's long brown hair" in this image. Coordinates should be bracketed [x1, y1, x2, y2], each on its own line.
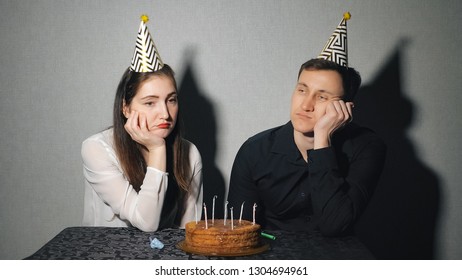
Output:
[112, 65, 191, 193]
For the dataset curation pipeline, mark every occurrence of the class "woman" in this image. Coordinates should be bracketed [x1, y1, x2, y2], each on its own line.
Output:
[81, 16, 202, 232]
[81, 65, 203, 232]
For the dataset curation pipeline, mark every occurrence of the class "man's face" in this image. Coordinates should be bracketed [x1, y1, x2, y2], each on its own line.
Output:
[290, 69, 344, 135]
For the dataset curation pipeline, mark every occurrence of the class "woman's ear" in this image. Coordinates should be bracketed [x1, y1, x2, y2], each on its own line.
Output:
[122, 100, 130, 118]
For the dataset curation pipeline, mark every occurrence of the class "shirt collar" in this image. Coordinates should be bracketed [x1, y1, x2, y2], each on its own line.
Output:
[271, 121, 304, 163]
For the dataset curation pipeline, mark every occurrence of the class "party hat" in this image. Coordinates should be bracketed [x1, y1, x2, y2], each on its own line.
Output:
[130, 15, 164, 72]
[317, 12, 351, 67]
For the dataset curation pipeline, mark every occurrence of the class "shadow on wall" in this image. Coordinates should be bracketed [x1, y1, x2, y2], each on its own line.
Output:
[177, 52, 226, 220]
[353, 40, 441, 259]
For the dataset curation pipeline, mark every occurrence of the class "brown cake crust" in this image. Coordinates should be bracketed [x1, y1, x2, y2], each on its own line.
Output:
[185, 219, 261, 252]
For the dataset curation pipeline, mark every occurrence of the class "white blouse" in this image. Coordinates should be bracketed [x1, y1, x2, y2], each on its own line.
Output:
[81, 128, 203, 232]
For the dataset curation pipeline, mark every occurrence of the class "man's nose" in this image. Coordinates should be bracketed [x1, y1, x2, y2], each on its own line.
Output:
[301, 95, 315, 111]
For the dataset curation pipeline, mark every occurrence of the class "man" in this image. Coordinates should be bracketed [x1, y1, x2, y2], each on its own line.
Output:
[227, 13, 386, 236]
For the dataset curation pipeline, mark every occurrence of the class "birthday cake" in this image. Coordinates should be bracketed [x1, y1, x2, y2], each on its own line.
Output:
[184, 219, 261, 255]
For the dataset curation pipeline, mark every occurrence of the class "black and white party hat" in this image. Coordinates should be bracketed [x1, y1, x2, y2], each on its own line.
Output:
[129, 15, 164, 72]
[317, 12, 351, 67]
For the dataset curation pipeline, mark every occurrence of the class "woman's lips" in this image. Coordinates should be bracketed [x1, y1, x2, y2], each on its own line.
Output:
[157, 123, 171, 129]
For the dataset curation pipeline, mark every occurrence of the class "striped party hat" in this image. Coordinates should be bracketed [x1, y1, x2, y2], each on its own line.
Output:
[317, 12, 351, 67]
[129, 15, 164, 72]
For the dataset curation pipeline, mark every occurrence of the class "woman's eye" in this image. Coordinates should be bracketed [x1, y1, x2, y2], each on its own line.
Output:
[168, 97, 178, 104]
[145, 102, 154, 106]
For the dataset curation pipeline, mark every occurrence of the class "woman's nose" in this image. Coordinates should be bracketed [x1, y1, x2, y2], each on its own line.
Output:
[160, 103, 170, 119]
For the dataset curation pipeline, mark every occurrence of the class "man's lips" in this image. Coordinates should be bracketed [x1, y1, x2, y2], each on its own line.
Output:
[295, 112, 312, 119]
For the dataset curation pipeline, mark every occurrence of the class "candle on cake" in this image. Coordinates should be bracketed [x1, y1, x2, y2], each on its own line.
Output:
[230, 207, 234, 230]
[252, 203, 257, 225]
[239, 201, 245, 224]
[224, 201, 228, 225]
[195, 204, 198, 224]
[203, 203, 208, 229]
[212, 195, 217, 225]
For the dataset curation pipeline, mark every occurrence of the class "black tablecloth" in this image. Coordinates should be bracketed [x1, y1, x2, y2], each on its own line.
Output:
[25, 227, 374, 260]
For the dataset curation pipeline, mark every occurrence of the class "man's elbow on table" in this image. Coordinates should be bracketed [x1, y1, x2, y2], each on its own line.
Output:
[318, 218, 353, 237]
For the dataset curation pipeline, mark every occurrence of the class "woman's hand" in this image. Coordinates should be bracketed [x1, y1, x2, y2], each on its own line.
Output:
[313, 100, 354, 149]
[124, 111, 165, 150]
[124, 110, 167, 171]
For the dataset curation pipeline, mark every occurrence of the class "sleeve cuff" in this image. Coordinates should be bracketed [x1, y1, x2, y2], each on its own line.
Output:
[146, 166, 169, 176]
[307, 147, 338, 172]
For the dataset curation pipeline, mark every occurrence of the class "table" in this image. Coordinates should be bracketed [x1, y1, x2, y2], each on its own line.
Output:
[25, 227, 374, 260]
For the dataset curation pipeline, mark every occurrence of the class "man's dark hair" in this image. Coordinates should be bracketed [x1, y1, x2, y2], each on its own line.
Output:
[298, 58, 361, 102]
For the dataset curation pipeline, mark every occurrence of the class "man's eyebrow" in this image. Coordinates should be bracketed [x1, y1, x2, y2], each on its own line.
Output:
[317, 89, 337, 95]
[297, 83, 337, 95]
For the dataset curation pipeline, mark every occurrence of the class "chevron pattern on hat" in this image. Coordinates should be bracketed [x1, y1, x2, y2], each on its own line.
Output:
[317, 12, 350, 67]
[130, 15, 164, 72]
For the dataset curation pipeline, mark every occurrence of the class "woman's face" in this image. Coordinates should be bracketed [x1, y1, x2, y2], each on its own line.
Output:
[123, 75, 178, 139]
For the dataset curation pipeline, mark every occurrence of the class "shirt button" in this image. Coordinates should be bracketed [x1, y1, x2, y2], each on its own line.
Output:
[306, 216, 312, 222]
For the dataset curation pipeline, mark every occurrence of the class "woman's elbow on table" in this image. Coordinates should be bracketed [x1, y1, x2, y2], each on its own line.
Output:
[133, 222, 159, 232]
[128, 214, 160, 232]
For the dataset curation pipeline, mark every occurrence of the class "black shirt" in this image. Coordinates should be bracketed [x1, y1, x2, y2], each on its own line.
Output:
[228, 121, 386, 236]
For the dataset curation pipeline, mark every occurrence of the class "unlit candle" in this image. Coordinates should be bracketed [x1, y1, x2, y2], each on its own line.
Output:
[224, 201, 229, 225]
[203, 203, 208, 229]
[230, 207, 234, 230]
[253, 203, 257, 225]
[239, 201, 245, 224]
[195, 204, 198, 224]
[212, 195, 217, 225]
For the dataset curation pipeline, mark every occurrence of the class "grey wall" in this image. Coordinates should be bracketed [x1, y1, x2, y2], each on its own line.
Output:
[1, 0, 461, 259]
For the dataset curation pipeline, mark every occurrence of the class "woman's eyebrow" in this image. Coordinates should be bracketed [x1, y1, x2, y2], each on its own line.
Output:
[139, 92, 177, 100]
[140, 95, 159, 100]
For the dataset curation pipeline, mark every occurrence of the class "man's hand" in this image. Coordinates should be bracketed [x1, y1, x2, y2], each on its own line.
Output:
[313, 100, 354, 149]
